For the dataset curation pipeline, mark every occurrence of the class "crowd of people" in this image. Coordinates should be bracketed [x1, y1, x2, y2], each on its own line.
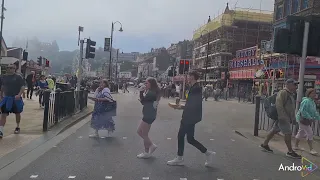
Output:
[88, 71, 215, 167]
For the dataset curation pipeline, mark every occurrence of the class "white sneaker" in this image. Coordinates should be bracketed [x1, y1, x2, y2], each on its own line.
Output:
[205, 151, 215, 167]
[137, 152, 151, 159]
[89, 132, 99, 138]
[310, 149, 318, 155]
[149, 144, 157, 154]
[167, 157, 184, 166]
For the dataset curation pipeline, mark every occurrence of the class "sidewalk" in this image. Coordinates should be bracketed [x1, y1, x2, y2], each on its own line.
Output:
[0, 97, 43, 158]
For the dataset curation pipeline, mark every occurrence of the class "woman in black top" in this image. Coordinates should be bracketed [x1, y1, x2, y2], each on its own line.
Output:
[137, 77, 161, 159]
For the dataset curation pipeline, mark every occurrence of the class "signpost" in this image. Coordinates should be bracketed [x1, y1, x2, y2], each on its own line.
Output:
[104, 38, 111, 51]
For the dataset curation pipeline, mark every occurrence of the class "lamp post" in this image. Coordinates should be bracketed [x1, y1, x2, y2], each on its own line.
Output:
[0, 0, 5, 65]
[108, 21, 123, 80]
[200, 29, 210, 85]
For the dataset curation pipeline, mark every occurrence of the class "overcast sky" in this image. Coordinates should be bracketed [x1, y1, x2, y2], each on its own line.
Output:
[4, 0, 274, 53]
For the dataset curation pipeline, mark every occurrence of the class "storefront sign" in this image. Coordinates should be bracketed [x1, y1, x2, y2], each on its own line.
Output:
[229, 58, 264, 68]
[236, 46, 257, 59]
[230, 70, 255, 79]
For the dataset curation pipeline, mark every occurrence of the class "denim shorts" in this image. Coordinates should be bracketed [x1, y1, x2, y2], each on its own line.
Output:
[272, 120, 292, 135]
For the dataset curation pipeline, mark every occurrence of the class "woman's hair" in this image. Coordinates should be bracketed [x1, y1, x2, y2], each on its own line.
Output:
[101, 79, 109, 88]
[146, 77, 161, 101]
[305, 88, 315, 97]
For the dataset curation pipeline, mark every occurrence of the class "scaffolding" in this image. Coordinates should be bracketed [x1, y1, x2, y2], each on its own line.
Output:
[192, 6, 273, 83]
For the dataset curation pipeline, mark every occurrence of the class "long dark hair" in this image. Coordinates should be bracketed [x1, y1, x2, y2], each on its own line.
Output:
[146, 77, 161, 101]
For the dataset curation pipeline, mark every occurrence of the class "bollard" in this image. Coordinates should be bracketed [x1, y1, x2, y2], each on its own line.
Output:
[42, 90, 51, 131]
[254, 96, 261, 136]
[54, 88, 62, 123]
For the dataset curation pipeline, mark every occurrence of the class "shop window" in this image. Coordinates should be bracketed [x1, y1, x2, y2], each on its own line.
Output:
[276, 4, 284, 20]
[292, 0, 299, 14]
[301, 0, 308, 10]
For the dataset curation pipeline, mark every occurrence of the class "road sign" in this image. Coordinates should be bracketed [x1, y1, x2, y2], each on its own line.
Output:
[104, 38, 111, 51]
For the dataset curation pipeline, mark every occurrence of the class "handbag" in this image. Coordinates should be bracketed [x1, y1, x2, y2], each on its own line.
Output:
[105, 92, 117, 116]
[300, 112, 311, 126]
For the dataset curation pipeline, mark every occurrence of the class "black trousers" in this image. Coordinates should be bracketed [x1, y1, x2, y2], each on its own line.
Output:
[177, 122, 207, 156]
[27, 84, 34, 98]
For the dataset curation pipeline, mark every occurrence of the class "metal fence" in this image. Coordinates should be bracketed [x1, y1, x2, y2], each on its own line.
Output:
[254, 96, 320, 137]
[42, 89, 89, 131]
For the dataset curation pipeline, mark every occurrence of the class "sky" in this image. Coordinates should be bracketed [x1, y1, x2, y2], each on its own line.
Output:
[4, 0, 274, 53]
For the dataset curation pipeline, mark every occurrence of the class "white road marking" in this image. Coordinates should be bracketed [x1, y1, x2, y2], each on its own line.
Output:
[105, 176, 113, 179]
[78, 136, 83, 139]
[142, 177, 150, 180]
[231, 139, 235, 142]
[123, 137, 127, 139]
[100, 136, 106, 139]
[30, 175, 38, 178]
[180, 178, 187, 180]
[68, 176, 76, 179]
[217, 179, 224, 180]
[53, 146, 57, 147]
[210, 139, 214, 141]
[167, 138, 172, 140]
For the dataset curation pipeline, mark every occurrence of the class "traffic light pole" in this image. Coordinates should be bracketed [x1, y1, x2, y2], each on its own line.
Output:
[294, 21, 310, 130]
[76, 40, 84, 90]
[0, 0, 5, 66]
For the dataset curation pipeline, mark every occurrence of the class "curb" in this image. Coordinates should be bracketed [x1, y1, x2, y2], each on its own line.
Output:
[57, 109, 93, 135]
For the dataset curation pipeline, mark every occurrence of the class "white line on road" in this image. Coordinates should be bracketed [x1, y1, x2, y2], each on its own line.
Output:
[100, 136, 106, 139]
[78, 136, 83, 139]
[123, 137, 127, 139]
[68, 176, 76, 179]
[167, 138, 172, 140]
[231, 139, 235, 142]
[180, 178, 187, 180]
[53, 146, 57, 147]
[105, 176, 113, 179]
[142, 177, 150, 180]
[30, 175, 38, 178]
[210, 139, 214, 141]
[217, 179, 224, 180]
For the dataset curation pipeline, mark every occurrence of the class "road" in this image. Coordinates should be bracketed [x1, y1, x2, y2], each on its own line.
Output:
[7, 91, 312, 180]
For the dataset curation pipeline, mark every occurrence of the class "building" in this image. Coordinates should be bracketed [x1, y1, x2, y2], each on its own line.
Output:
[273, 0, 319, 37]
[167, 40, 193, 60]
[117, 52, 139, 62]
[192, 3, 273, 88]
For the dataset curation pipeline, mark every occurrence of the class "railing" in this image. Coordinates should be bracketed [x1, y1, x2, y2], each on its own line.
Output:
[42, 88, 89, 131]
[253, 96, 320, 137]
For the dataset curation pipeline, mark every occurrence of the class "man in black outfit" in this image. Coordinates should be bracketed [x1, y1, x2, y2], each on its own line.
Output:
[167, 71, 215, 167]
[25, 71, 35, 99]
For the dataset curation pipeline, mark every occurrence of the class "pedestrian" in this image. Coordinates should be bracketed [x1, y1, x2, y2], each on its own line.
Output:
[26, 71, 36, 99]
[294, 88, 320, 155]
[260, 79, 301, 159]
[89, 79, 116, 138]
[0, 64, 25, 138]
[35, 75, 48, 108]
[137, 77, 161, 159]
[167, 71, 215, 167]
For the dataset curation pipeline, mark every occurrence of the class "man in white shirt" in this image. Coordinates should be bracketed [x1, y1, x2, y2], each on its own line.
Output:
[176, 84, 180, 98]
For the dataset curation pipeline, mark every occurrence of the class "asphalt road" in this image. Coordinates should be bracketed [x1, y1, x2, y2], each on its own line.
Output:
[7, 91, 313, 180]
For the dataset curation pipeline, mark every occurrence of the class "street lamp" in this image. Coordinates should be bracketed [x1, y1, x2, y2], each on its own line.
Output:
[108, 21, 123, 80]
[200, 29, 210, 85]
[0, 0, 6, 64]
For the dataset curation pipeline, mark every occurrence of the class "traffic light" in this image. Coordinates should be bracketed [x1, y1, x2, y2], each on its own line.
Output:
[184, 60, 190, 72]
[45, 59, 50, 67]
[273, 29, 290, 53]
[23, 50, 28, 60]
[37, 56, 42, 66]
[179, 60, 184, 74]
[85, 39, 96, 59]
[168, 66, 177, 77]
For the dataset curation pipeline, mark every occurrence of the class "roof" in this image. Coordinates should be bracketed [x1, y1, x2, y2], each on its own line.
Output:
[0, 57, 20, 65]
[193, 8, 273, 40]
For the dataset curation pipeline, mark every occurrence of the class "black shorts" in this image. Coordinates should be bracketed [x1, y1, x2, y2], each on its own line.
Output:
[1, 103, 20, 114]
[142, 117, 156, 125]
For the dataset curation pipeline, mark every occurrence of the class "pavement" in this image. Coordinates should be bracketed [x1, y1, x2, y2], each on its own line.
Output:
[3, 89, 320, 180]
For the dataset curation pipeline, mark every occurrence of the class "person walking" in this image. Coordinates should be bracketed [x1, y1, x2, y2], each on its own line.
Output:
[26, 71, 36, 99]
[260, 79, 301, 159]
[35, 75, 48, 108]
[294, 88, 320, 155]
[89, 79, 116, 138]
[167, 71, 215, 167]
[137, 77, 161, 159]
[0, 64, 25, 137]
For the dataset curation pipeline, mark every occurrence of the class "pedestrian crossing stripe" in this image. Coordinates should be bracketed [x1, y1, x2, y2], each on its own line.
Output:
[30, 175, 38, 178]
[105, 176, 112, 179]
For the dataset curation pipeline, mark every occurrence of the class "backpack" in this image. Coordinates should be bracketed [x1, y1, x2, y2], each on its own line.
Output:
[264, 90, 290, 120]
[264, 93, 278, 120]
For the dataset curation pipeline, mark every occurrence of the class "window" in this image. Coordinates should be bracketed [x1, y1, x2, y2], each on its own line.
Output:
[284, 0, 291, 16]
[292, 0, 299, 14]
[301, 0, 308, 10]
[276, 4, 284, 20]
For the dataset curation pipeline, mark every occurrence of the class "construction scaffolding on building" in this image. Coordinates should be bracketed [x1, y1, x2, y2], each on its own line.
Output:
[192, 4, 273, 86]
